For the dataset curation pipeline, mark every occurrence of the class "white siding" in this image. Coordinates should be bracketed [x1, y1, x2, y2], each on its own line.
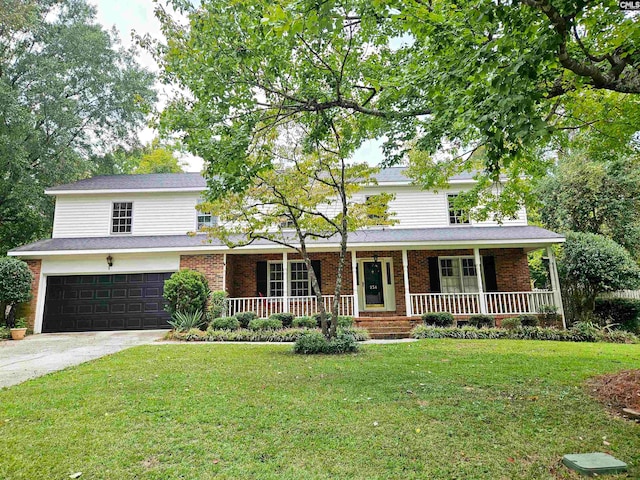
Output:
[52, 192, 200, 238]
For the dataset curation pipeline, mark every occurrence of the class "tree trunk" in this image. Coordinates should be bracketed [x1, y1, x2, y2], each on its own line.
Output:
[299, 242, 328, 337]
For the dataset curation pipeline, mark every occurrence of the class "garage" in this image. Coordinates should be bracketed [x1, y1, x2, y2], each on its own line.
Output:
[42, 272, 174, 332]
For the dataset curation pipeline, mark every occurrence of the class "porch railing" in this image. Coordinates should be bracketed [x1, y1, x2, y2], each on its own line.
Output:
[599, 290, 640, 300]
[410, 291, 558, 317]
[226, 295, 355, 318]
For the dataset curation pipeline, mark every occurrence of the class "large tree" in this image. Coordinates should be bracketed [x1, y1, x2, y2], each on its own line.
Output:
[0, 0, 156, 253]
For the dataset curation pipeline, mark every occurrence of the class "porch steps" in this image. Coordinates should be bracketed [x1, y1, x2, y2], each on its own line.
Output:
[356, 316, 421, 339]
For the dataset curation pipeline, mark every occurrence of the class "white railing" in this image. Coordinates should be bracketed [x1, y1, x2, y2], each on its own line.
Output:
[227, 295, 355, 318]
[599, 290, 640, 300]
[410, 293, 481, 316]
[410, 291, 558, 316]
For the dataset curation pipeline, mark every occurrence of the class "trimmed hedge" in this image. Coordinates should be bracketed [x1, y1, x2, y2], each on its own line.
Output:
[163, 269, 209, 315]
[467, 314, 495, 328]
[594, 298, 640, 333]
[293, 330, 359, 354]
[269, 312, 295, 328]
[411, 325, 638, 343]
[501, 317, 521, 330]
[248, 318, 283, 330]
[166, 327, 370, 343]
[210, 316, 240, 330]
[292, 316, 317, 328]
[421, 312, 454, 327]
[235, 312, 258, 328]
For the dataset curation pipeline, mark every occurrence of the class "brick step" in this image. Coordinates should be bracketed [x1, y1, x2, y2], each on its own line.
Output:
[369, 331, 413, 339]
[356, 316, 421, 323]
[364, 324, 414, 332]
[356, 321, 415, 328]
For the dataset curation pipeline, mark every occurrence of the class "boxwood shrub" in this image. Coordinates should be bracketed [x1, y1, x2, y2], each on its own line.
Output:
[517, 314, 539, 327]
[163, 269, 209, 315]
[421, 312, 454, 327]
[269, 312, 295, 328]
[235, 311, 258, 328]
[293, 330, 359, 354]
[167, 326, 370, 343]
[594, 298, 640, 333]
[468, 314, 495, 328]
[292, 316, 317, 328]
[210, 316, 240, 330]
[248, 318, 283, 330]
[500, 317, 521, 330]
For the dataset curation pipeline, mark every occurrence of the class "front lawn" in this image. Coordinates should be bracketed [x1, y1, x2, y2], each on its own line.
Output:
[1, 340, 638, 479]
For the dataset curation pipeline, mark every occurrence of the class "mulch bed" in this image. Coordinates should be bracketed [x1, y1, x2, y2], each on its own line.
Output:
[587, 370, 640, 421]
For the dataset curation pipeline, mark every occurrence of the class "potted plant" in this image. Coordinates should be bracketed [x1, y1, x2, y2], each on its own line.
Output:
[10, 317, 28, 340]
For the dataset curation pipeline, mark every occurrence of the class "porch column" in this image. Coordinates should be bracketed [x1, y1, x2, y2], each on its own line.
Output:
[282, 251, 289, 313]
[474, 248, 488, 314]
[546, 246, 566, 328]
[351, 250, 359, 318]
[402, 249, 412, 317]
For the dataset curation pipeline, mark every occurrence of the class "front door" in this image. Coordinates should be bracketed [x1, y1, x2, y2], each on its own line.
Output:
[363, 261, 384, 307]
[357, 257, 396, 312]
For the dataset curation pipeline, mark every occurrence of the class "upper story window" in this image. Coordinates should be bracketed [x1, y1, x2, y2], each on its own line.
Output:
[196, 201, 217, 230]
[111, 202, 132, 234]
[448, 194, 470, 225]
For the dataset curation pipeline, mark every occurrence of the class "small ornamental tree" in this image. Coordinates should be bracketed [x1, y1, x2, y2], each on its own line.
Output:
[558, 232, 640, 323]
[163, 269, 210, 315]
[0, 257, 33, 327]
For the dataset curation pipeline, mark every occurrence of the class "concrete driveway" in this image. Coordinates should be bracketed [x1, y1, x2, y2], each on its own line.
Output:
[0, 330, 166, 388]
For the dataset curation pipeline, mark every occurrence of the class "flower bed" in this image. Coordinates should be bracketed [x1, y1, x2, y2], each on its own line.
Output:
[165, 326, 370, 343]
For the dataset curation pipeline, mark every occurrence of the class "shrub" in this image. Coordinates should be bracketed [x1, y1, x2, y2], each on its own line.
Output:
[538, 304, 561, 327]
[293, 330, 328, 354]
[169, 326, 370, 343]
[501, 317, 521, 330]
[569, 321, 603, 342]
[324, 330, 359, 354]
[421, 312, 454, 327]
[168, 310, 205, 332]
[594, 298, 640, 333]
[163, 269, 209, 315]
[292, 316, 317, 328]
[0, 325, 10, 339]
[468, 314, 495, 328]
[269, 312, 295, 328]
[517, 314, 539, 327]
[207, 291, 228, 321]
[235, 311, 258, 328]
[0, 257, 33, 327]
[248, 318, 283, 330]
[312, 313, 353, 328]
[210, 316, 240, 330]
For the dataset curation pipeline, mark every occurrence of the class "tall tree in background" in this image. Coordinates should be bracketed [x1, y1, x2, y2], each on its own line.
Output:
[0, 0, 156, 253]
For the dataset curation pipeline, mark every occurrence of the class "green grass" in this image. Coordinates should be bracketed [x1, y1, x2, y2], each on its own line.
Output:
[0, 340, 638, 479]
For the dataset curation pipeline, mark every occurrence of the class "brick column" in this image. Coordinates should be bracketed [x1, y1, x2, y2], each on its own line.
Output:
[179, 254, 226, 292]
[17, 259, 42, 331]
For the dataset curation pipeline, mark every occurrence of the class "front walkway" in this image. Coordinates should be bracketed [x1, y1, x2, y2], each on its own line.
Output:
[0, 330, 165, 388]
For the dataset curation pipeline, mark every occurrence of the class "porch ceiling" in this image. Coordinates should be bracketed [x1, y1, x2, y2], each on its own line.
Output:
[10, 226, 563, 257]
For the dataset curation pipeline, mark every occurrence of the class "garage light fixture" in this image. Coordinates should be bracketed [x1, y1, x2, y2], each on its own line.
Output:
[106, 255, 113, 268]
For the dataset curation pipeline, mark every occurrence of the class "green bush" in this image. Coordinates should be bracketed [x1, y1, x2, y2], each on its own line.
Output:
[468, 314, 495, 328]
[0, 257, 33, 327]
[594, 298, 640, 333]
[210, 316, 240, 330]
[207, 290, 228, 321]
[0, 325, 10, 339]
[248, 318, 283, 330]
[500, 317, 521, 330]
[421, 312, 454, 327]
[269, 312, 295, 328]
[168, 326, 370, 343]
[311, 313, 353, 328]
[163, 269, 209, 315]
[538, 304, 561, 327]
[324, 330, 359, 354]
[235, 311, 258, 328]
[293, 330, 360, 354]
[168, 310, 205, 332]
[569, 321, 602, 342]
[517, 314, 539, 327]
[292, 316, 317, 328]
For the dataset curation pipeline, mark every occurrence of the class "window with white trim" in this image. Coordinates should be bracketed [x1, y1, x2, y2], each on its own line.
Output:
[267, 261, 312, 297]
[268, 263, 284, 297]
[448, 194, 470, 225]
[439, 257, 483, 293]
[111, 202, 132, 234]
[196, 202, 217, 230]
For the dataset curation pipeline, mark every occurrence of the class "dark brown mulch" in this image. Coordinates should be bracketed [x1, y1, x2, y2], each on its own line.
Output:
[587, 370, 640, 416]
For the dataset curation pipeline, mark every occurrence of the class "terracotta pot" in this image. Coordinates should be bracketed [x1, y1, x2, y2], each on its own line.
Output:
[10, 328, 27, 340]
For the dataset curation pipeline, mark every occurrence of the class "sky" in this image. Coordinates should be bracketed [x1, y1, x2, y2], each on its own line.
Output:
[89, 0, 385, 172]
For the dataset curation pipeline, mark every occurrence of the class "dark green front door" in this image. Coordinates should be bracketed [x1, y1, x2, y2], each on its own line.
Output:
[363, 261, 384, 306]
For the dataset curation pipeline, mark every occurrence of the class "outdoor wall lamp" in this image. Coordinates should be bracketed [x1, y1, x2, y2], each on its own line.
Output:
[106, 255, 114, 268]
[373, 254, 379, 263]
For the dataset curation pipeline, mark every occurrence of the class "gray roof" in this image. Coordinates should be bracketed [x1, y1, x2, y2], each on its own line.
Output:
[46, 167, 477, 192]
[10, 226, 563, 254]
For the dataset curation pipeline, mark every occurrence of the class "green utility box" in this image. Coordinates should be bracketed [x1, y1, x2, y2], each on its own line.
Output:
[562, 453, 627, 476]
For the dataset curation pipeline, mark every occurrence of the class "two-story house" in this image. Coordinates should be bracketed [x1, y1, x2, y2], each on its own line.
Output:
[9, 167, 565, 335]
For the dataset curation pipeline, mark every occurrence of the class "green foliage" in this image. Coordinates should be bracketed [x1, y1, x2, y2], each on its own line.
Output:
[135, 147, 184, 174]
[517, 315, 539, 327]
[269, 312, 294, 328]
[293, 330, 359, 355]
[0, 257, 33, 326]
[168, 310, 205, 332]
[0, 0, 155, 253]
[311, 314, 353, 328]
[0, 325, 9, 339]
[501, 317, 521, 331]
[248, 318, 283, 331]
[558, 232, 640, 322]
[13, 317, 27, 329]
[594, 298, 640, 334]
[292, 316, 317, 328]
[163, 269, 209, 315]
[538, 304, 561, 327]
[210, 316, 240, 331]
[207, 291, 228, 321]
[234, 312, 258, 328]
[467, 314, 495, 328]
[166, 326, 370, 343]
[421, 312, 454, 327]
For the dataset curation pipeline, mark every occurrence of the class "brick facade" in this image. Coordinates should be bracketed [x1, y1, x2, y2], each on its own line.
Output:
[17, 259, 42, 331]
[179, 254, 225, 291]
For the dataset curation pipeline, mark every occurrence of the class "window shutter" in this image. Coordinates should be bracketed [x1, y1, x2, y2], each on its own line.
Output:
[482, 256, 498, 292]
[428, 257, 441, 293]
[256, 261, 268, 296]
[311, 260, 322, 293]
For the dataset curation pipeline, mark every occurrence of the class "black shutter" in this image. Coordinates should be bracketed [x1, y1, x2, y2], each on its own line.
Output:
[311, 260, 322, 293]
[428, 257, 441, 293]
[256, 261, 268, 296]
[482, 256, 498, 292]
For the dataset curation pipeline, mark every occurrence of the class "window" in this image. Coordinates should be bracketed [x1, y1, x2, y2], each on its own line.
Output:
[111, 202, 132, 234]
[268, 261, 311, 297]
[439, 257, 482, 293]
[448, 194, 470, 225]
[196, 202, 217, 230]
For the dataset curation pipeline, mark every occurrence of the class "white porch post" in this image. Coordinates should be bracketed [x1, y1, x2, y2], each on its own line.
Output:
[547, 246, 566, 328]
[351, 250, 359, 318]
[474, 248, 488, 314]
[282, 251, 289, 313]
[402, 249, 412, 317]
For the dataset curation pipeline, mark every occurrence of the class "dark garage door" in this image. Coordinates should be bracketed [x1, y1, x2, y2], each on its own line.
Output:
[42, 273, 174, 332]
